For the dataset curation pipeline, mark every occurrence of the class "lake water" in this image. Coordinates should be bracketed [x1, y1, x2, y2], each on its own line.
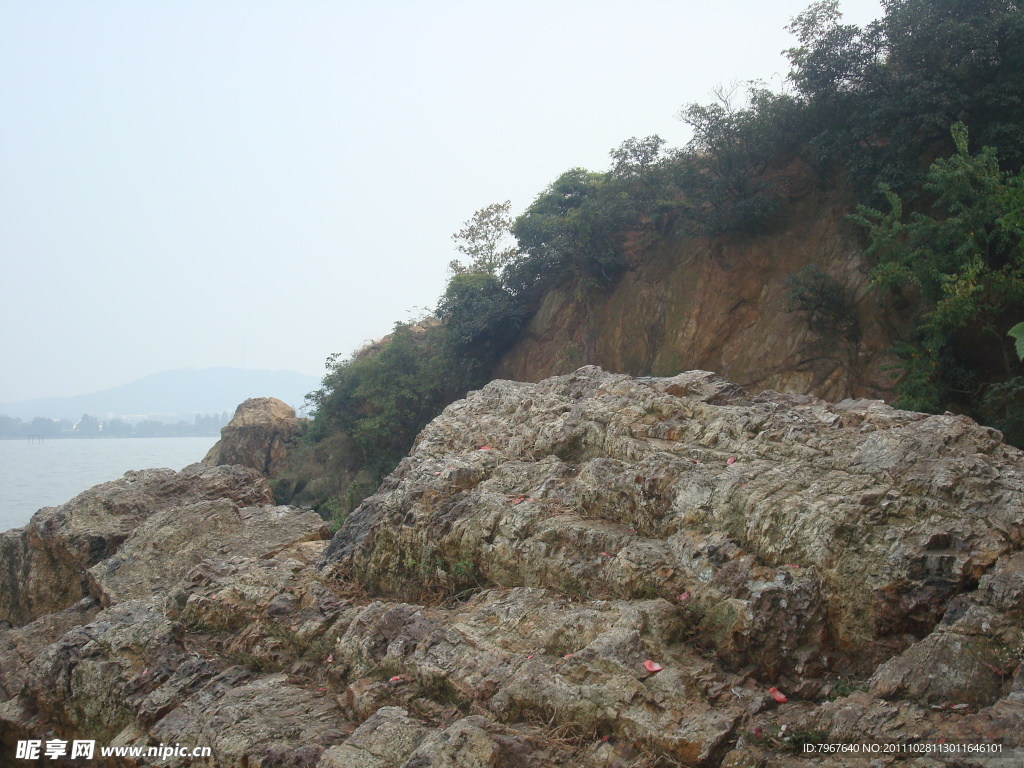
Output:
[0, 437, 218, 533]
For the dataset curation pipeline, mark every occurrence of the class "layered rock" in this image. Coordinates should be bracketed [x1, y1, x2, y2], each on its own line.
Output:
[202, 397, 304, 475]
[2, 370, 1023, 767]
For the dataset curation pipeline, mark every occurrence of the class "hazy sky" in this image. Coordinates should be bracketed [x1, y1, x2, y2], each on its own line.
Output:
[0, 0, 884, 403]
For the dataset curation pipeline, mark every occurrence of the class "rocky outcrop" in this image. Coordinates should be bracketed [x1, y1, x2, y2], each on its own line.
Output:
[322, 367, 1022, 680]
[2, 369, 1023, 767]
[203, 397, 304, 475]
[0, 463, 272, 627]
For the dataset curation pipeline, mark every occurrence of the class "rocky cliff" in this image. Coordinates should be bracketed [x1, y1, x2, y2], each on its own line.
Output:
[495, 191, 904, 403]
[2, 368, 1022, 767]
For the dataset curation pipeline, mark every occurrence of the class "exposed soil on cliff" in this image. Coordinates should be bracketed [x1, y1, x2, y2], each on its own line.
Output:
[495, 190, 907, 404]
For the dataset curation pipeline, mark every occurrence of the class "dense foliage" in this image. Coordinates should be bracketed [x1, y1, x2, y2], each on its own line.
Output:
[854, 124, 1024, 440]
[784, 0, 1024, 194]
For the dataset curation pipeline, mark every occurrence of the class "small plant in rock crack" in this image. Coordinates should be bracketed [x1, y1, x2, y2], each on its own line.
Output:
[827, 676, 867, 700]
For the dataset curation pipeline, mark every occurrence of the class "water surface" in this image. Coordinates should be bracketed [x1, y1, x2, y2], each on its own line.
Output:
[0, 437, 218, 532]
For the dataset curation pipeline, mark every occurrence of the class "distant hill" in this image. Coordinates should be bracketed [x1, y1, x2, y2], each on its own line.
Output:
[0, 368, 321, 422]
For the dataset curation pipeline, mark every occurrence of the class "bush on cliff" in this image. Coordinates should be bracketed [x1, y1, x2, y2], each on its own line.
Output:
[854, 123, 1024, 440]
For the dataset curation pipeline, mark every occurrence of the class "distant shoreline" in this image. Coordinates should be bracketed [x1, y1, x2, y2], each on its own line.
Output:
[0, 434, 220, 440]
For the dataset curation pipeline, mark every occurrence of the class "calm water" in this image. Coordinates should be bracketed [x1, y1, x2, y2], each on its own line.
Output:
[0, 437, 218, 533]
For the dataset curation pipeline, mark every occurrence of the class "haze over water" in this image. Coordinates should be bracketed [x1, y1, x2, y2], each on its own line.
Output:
[0, 437, 217, 532]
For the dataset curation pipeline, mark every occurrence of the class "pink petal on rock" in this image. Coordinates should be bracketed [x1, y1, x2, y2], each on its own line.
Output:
[390, 675, 402, 682]
[479, 446, 492, 450]
[563, 654, 573, 659]
[326, 654, 334, 663]
[678, 591, 691, 602]
[769, 686, 787, 703]
[643, 660, 663, 673]
[726, 457, 736, 465]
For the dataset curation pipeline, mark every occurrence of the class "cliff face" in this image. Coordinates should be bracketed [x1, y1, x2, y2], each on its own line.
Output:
[2, 372, 1023, 767]
[496, 191, 904, 402]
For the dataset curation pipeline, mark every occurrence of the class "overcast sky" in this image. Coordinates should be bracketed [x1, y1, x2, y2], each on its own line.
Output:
[0, 0, 884, 404]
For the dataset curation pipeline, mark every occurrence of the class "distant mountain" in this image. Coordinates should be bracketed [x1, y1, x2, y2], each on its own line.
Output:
[0, 368, 321, 422]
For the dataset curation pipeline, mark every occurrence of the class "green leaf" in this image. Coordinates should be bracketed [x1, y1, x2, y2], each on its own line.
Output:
[1010, 322, 1024, 361]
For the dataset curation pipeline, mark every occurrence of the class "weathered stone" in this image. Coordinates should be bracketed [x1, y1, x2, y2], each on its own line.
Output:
[868, 603, 1021, 707]
[87, 502, 329, 607]
[492, 193, 899, 403]
[322, 367, 1024, 678]
[0, 464, 272, 626]
[0, 597, 100, 703]
[317, 706, 429, 767]
[327, 587, 744, 764]
[203, 397, 304, 475]
[4, 372, 1024, 767]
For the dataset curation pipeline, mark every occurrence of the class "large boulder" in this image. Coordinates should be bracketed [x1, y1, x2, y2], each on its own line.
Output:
[203, 397, 304, 474]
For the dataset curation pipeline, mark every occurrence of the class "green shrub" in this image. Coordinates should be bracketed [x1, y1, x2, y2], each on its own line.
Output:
[854, 123, 1024, 437]
[436, 272, 525, 356]
[784, 264, 860, 341]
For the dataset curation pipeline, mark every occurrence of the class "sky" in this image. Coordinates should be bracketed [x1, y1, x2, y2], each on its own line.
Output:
[0, 0, 885, 404]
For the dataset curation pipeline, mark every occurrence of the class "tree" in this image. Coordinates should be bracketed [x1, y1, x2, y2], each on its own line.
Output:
[854, 123, 1024, 416]
[508, 168, 634, 294]
[783, 0, 1024, 194]
[449, 201, 519, 277]
[676, 83, 792, 234]
[437, 272, 524, 356]
[29, 417, 61, 438]
[1011, 321, 1024, 360]
[76, 414, 101, 437]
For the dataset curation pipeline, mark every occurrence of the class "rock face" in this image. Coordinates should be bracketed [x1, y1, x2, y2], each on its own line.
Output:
[323, 367, 1022, 680]
[2, 370, 1023, 767]
[203, 397, 304, 474]
[0, 463, 273, 627]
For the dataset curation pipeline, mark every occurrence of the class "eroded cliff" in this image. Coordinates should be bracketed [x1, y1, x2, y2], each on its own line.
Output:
[495, 191, 904, 403]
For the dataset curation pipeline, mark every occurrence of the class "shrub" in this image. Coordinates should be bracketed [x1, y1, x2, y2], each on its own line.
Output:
[784, 264, 860, 341]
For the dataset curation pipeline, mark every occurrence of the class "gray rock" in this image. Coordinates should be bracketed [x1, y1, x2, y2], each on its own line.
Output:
[203, 397, 304, 475]
[4, 372, 1024, 767]
[87, 501, 329, 607]
[322, 367, 1024, 678]
[0, 464, 272, 626]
